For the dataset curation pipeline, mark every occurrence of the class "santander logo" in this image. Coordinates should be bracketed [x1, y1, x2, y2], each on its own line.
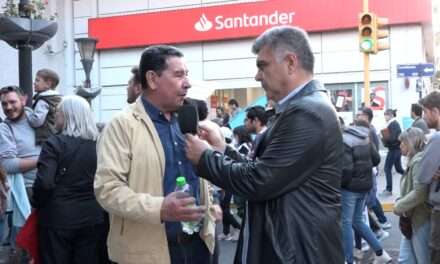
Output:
[194, 14, 213, 32]
[194, 11, 295, 32]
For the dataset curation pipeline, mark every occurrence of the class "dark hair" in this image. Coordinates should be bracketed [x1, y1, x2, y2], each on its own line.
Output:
[410, 103, 423, 117]
[228, 98, 239, 108]
[36, 68, 59, 89]
[184, 98, 208, 121]
[139, 45, 183, 90]
[215, 106, 224, 118]
[384, 108, 397, 117]
[353, 119, 370, 128]
[419, 91, 440, 111]
[131, 66, 141, 85]
[246, 106, 268, 125]
[0, 165, 5, 181]
[233, 125, 252, 145]
[359, 107, 373, 122]
[222, 113, 230, 127]
[0, 85, 24, 96]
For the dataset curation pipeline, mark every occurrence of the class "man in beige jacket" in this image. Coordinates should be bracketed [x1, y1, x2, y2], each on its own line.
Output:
[94, 45, 216, 264]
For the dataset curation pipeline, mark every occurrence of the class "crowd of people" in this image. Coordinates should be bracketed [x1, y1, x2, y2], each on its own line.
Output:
[0, 25, 439, 264]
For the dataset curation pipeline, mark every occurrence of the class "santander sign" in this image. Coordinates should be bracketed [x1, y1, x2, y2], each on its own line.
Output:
[89, 0, 429, 50]
[194, 14, 213, 32]
[194, 11, 295, 32]
[89, 0, 303, 49]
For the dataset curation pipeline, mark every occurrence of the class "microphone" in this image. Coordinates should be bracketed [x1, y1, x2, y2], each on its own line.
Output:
[177, 104, 199, 135]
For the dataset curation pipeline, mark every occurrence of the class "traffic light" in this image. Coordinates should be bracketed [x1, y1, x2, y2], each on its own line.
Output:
[358, 12, 389, 54]
[359, 12, 375, 53]
[374, 16, 389, 53]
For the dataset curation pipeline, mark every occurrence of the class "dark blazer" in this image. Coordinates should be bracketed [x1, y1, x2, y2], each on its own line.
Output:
[198, 80, 344, 264]
[33, 134, 105, 228]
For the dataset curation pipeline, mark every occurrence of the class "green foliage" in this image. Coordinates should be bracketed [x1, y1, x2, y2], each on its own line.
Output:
[1, 0, 56, 20]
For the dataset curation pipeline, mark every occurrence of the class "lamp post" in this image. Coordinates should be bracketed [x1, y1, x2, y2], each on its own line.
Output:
[17, 0, 32, 106]
[74, 37, 101, 103]
[0, 0, 58, 106]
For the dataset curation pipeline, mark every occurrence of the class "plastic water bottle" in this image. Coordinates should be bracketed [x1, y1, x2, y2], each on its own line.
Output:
[175, 176, 201, 235]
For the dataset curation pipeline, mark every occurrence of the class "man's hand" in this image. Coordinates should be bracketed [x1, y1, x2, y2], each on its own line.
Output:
[198, 120, 226, 153]
[160, 191, 205, 222]
[185, 134, 212, 165]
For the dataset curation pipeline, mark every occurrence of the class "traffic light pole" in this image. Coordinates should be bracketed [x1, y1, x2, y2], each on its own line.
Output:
[363, 53, 370, 107]
[362, 0, 370, 107]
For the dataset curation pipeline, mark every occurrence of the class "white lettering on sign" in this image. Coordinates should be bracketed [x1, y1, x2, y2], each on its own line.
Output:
[195, 11, 295, 32]
[194, 14, 213, 32]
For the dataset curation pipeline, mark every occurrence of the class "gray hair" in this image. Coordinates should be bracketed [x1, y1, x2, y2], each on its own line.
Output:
[252, 26, 314, 73]
[58, 95, 99, 140]
[399, 127, 425, 160]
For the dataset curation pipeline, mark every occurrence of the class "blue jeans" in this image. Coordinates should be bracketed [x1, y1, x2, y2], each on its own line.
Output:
[384, 148, 404, 192]
[366, 171, 388, 223]
[342, 190, 383, 263]
[370, 197, 388, 223]
[0, 214, 5, 244]
[398, 220, 431, 264]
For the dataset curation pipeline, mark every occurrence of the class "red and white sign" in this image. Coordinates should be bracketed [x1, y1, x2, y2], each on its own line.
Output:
[89, 0, 431, 50]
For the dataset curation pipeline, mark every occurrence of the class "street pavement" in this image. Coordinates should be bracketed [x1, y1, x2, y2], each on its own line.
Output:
[218, 212, 401, 263]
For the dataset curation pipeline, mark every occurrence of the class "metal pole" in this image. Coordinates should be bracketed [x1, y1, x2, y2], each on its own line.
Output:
[418, 76, 423, 100]
[362, 0, 370, 107]
[363, 53, 370, 107]
[18, 0, 33, 106]
[18, 44, 33, 106]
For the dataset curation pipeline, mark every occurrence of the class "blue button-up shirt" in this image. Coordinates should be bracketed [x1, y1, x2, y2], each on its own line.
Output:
[275, 79, 312, 114]
[142, 97, 200, 239]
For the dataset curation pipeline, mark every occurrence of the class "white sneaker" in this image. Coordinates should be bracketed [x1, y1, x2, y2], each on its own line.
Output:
[230, 230, 239, 241]
[218, 234, 227, 240]
[380, 221, 392, 230]
[353, 248, 364, 260]
[361, 240, 370, 252]
[373, 250, 392, 264]
[224, 234, 234, 241]
[375, 230, 390, 241]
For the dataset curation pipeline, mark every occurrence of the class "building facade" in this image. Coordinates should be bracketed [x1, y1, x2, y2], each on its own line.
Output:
[0, 0, 434, 128]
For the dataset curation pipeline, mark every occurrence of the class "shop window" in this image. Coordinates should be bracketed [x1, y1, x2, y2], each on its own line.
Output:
[325, 81, 388, 125]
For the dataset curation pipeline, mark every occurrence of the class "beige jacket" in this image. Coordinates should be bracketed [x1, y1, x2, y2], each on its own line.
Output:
[94, 98, 215, 264]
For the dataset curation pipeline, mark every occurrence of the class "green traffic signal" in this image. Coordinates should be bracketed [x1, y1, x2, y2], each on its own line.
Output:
[360, 37, 374, 52]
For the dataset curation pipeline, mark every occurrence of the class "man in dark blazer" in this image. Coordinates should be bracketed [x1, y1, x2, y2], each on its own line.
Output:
[185, 26, 344, 263]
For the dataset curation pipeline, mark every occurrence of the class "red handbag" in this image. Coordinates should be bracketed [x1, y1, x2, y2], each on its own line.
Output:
[16, 210, 39, 264]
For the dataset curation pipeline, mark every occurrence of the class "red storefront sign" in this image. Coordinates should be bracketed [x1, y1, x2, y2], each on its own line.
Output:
[89, 0, 431, 50]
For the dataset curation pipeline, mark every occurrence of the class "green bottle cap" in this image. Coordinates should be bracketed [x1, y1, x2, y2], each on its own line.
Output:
[176, 176, 186, 187]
